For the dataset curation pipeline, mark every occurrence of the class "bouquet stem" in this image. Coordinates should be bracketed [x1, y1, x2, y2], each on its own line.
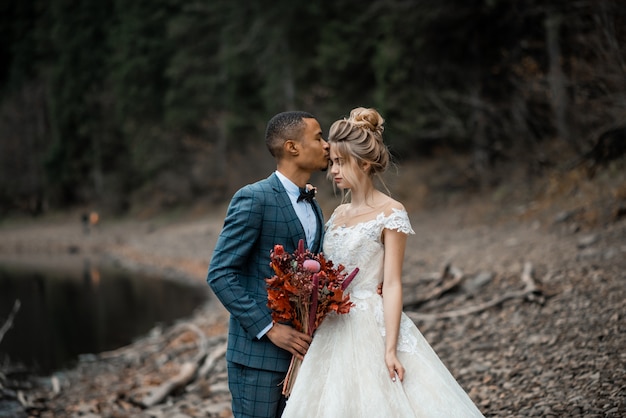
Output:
[282, 355, 302, 397]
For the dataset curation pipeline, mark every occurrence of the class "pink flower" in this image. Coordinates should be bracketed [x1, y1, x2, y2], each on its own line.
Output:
[303, 259, 321, 273]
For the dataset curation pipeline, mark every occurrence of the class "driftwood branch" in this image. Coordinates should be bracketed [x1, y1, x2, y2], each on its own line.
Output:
[141, 362, 198, 408]
[176, 323, 209, 363]
[137, 323, 208, 408]
[51, 376, 61, 397]
[407, 262, 545, 321]
[198, 341, 227, 377]
[520, 261, 543, 302]
[404, 263, 466, 309]
[0, 299, 21, 345]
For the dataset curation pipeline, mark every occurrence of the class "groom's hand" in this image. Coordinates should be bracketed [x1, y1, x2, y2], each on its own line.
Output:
[266, 323, 312, 360]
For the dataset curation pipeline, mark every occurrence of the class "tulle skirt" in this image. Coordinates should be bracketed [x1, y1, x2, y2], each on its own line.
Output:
[282, 295, 484, 418]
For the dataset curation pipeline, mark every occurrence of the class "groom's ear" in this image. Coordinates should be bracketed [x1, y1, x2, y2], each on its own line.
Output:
[284, 139, 299, 156]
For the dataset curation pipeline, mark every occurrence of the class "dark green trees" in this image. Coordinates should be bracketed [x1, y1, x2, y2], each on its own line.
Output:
[0, 0, 623, 214]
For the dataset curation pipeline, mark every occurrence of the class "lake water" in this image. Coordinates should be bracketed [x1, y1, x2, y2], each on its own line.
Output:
[0, 261, 208, 376]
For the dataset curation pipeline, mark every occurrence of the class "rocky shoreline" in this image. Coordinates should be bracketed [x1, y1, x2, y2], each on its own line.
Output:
[0, 197, 625, 417]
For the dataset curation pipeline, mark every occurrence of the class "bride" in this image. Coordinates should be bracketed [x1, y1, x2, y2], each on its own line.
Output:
[282, 108, 484, 417]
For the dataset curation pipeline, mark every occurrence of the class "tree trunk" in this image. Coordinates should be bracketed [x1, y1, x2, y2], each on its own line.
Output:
[545, 13, 573, 149]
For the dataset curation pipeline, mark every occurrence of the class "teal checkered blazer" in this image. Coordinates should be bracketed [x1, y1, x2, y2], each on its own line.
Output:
[207, 173, 324, 372]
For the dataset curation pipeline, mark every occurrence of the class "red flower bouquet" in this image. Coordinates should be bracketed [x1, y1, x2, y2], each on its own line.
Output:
[266, 239, 359, 396]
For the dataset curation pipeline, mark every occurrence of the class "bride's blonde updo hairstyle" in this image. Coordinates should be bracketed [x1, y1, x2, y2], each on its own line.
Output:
[327, 107, 391, 192]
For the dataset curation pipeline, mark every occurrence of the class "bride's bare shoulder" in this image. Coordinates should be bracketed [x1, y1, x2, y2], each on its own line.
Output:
[379, 196, 406, 216]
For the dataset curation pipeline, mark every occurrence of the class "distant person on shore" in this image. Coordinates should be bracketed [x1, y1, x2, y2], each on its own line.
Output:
[207, 111, 329, 418]
[81, 211, 99, 235]
[282, 107, 485, 417]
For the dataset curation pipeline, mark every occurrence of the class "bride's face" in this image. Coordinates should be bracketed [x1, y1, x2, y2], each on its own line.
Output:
[329, 146, 361, 190]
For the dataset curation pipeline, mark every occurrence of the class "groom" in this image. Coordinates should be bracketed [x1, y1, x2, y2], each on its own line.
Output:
[207, 111, 330, 418]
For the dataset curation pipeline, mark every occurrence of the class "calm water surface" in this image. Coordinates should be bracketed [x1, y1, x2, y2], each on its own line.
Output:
[0, 261, 208, 375]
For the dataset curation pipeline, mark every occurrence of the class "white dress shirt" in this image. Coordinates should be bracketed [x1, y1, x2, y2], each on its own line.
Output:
[274, 170, 318, 249]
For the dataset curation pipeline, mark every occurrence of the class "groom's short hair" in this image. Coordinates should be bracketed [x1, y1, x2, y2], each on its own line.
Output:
[265, 111, 316, 158]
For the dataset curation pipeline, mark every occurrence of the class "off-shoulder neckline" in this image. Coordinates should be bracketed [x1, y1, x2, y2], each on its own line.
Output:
[327, 207, 408, 231]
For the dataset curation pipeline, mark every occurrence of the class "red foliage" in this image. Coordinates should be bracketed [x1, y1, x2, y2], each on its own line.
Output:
[265, 240, 359, 396]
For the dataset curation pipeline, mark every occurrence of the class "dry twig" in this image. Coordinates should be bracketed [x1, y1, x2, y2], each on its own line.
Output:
[404, 263, 466, 309]
[198, 341, 227, 378]
[407, 262, 545, 321]
[139, 323, 210, 407]
[141, 362, 197, 408]
[0, 299, 21, 345]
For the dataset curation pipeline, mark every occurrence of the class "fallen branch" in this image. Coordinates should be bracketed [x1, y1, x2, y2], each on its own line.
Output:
[171, 323, 208, 363]
[17, 390, 29, 407]
[51, 376, 61, 396]
[0, 300, 21, 345]
[404, 264, 466, 309]
[407, 262, 545, 321]
[520, 261, 543, 302]
[198, 341, 227, 377]
[141, 362, 197, 408]
[139, 323, 210, 408]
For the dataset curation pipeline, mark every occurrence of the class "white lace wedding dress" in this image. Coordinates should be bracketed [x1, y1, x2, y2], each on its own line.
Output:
[282, 209, 484, 417]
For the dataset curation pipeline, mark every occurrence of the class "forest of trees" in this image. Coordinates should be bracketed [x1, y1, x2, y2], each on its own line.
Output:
[0, 0, 624, 215]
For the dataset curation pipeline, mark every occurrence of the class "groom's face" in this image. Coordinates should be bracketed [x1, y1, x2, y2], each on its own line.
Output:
[296, 118, 330, 172]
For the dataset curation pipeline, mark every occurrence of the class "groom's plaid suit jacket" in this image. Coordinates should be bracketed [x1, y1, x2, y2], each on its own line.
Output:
[207, 172, 324, 372]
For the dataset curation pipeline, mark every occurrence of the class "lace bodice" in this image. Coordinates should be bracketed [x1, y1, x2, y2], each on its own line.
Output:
[324, 208, 414, 298]
[283, 208, 485, 417]
[323, 208, 419, 354]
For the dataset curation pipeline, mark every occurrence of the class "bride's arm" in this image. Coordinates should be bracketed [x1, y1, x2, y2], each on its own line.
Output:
[381, 227, 407, 382]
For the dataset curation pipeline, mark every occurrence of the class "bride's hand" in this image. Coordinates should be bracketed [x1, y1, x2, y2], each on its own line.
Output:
[385, 352, 405, 382]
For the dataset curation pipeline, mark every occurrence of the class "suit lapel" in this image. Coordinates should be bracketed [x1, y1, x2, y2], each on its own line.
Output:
[269, 173, 306, 250]
[312, 202, 324, 253]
